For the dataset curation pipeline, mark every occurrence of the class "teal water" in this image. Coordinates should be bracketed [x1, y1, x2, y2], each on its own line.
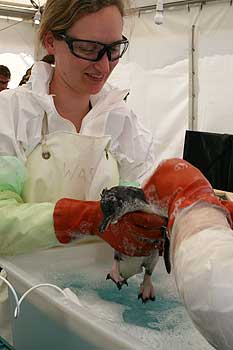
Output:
[53, 261, 214, 350]
[66, 275, 181, 331]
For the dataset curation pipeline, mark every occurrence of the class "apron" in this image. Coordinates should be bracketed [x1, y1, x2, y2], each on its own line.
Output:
[1, 113, 120, 344]
[22, 113, 120, 202]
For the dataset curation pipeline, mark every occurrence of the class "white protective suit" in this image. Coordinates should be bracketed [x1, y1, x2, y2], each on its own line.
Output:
[0, 61, 156, 255]
[0, 61, 156, 343]
[172, 204, 233, 350]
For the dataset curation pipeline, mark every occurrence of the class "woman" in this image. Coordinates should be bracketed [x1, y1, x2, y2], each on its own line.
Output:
[0, 0, 165, 257]
[0, 0, 166, 342]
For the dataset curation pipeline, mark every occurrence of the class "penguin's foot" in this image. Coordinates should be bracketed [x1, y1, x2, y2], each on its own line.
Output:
[106, 272, 128, 290]
[138, 274, 155, 303]
[106, 256, 128, 290]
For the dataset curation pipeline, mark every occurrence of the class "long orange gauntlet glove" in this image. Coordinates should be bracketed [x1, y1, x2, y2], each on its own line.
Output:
[54, 198, 166, 257]
[54, 159, 232, 257]
[220, 199, 233, 222]
[143, 158, 231, 235]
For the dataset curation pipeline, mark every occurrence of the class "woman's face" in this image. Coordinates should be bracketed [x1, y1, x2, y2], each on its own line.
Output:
[46, 5, 123, 96]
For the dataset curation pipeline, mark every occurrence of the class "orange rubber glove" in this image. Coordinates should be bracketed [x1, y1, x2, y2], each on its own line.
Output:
[54, 199, 166, 257]
[220, 199, 233, 223]
[143, 158, 231, 236]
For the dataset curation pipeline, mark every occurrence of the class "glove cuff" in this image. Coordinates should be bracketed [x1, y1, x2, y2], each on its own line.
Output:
[168, 179, 232, 234]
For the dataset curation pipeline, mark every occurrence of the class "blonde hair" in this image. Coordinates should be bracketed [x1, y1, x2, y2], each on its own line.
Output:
[38, 0, 126, 45]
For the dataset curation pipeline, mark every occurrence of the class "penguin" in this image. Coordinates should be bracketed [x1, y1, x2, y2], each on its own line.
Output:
[99, 186, 171, 303]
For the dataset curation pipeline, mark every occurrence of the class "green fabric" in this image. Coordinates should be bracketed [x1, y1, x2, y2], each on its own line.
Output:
[0, 156, 27, 195]
[0, 157, 140, 256]
[0, 190, 23, 203]
[119, 181, 141, 188]
[0, 191, 59, 256]
[0, 156, 60, 256]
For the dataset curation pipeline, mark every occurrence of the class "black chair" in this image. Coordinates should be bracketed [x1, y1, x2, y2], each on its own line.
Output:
[183, 130, 233, 192]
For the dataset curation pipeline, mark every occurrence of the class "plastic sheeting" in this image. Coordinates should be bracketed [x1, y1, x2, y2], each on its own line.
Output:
[109, 7, 192, 165]
[196, 3, 233, 134]
[109, 2, 233, 162]
[109, 60, 188, 166]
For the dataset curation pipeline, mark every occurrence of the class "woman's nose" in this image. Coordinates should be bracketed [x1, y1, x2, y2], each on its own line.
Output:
[94, 52, 111, 74]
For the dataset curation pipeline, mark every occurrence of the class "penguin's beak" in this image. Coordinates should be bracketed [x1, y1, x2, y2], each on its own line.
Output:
[99, 216, 113, 233]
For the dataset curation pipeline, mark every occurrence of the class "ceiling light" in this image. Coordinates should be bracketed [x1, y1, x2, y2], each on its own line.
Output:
[33, 9, 41, 25]
[154, 0, 164, 25]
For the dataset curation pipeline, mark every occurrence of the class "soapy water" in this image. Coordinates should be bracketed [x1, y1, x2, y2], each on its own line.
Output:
[51, 259, 214, 350]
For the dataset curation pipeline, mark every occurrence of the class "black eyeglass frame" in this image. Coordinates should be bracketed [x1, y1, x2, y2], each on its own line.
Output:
[54, 32, 129, 62]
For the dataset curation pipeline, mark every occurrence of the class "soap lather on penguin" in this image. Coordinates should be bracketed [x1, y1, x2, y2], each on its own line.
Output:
[99, 184, 169, 303]
[99, 185, 170, 259]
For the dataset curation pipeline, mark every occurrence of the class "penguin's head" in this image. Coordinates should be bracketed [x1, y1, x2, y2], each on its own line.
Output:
[99, 186, 149, 232]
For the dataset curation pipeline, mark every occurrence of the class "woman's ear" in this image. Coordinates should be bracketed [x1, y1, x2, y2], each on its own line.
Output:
[43, 31, 56, 54]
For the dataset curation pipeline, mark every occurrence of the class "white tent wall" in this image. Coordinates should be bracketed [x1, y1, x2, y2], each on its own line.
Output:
[0, 18, 34, 87]
[109, 6, 192, 166]
[197, 2, 233, 134]
[109, 0, 233, 166]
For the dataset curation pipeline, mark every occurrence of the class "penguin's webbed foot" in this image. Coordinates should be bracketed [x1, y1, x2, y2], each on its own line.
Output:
[106, 273, 128, 290]
[138, 293, 155, 304]
[138, 274, 156, 303]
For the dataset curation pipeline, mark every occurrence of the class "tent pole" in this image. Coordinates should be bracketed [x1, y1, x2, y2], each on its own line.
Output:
[189, 24, 197, 130]
[189, 6, 202, 130]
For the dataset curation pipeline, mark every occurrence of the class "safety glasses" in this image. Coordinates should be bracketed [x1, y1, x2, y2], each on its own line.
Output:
[55, 32, 129, 62]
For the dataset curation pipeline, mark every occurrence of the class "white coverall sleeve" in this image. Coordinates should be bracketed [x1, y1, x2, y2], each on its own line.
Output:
[107, 107, 156, 185]
[172, 204, 233, 350]
[0, 156, 59, 256]
[0, 89, 26, 161]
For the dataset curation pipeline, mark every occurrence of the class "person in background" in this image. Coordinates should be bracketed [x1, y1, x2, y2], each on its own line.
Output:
[0, 65, 11, 92]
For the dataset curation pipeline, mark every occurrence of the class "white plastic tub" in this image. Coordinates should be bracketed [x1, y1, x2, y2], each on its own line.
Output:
[0, 241, 214, 350]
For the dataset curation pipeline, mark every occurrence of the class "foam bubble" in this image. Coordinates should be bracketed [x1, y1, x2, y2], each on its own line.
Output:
[51, 260, 213, 349]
